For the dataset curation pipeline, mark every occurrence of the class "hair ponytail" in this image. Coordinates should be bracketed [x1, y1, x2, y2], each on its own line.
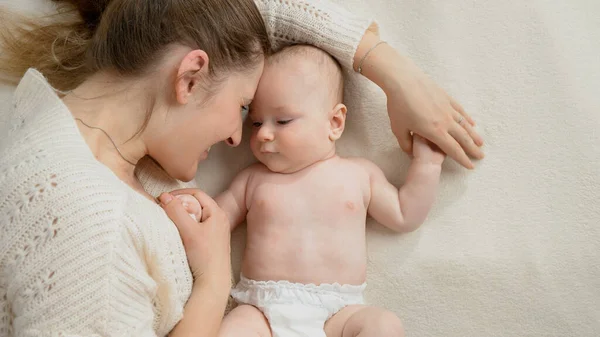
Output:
[0, 1, 108, 90]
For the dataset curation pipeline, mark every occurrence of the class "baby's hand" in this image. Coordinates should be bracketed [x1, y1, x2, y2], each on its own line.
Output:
[176, 194, 203, 222]
[412, 134, 446, 165]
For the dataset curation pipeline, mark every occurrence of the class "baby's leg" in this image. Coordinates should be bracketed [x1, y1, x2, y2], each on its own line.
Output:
[219, 305, 272, 337]
[324, 305, 404, 337]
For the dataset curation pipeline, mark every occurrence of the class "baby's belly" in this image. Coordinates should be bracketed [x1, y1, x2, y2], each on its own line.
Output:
[241, 219, 367, 286]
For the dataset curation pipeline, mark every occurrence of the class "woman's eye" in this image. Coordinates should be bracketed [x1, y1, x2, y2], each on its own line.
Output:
[277, 119, 292, 125]
[252, 122, 262, 127]
[240, 105, 250, 120]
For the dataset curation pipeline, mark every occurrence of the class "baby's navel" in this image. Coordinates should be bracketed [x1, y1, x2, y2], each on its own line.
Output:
[345, 201, 356, 210]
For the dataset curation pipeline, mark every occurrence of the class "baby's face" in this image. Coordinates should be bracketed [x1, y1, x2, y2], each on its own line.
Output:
[249, 59, 335, 174]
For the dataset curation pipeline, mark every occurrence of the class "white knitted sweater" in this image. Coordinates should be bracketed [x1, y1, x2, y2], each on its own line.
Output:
[0, 1, 372, 336]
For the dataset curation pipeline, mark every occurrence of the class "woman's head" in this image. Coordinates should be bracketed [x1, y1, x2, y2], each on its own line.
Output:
[142, 45, 265, 181]
[0, 0, 270, 181]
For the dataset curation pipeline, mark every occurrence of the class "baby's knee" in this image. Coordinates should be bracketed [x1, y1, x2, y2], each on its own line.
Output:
[373, 310, 404, 335]
[358, 307, 404, 337]
[221, 305, 271, 337]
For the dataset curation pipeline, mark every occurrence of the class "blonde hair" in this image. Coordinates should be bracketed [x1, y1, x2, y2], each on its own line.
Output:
[0, 0, 271, 92]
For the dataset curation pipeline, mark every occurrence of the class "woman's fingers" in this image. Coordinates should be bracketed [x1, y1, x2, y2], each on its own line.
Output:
[159, 193, 197, 240]
[448, 123, 484, 161]
[396, 128, 413, 154]
[170, 188, 207, 197]
[449, 95, 476, 126]
[449, 95, 484, 146]
[457, 114, 485, 148]
[428, 130, 474, 169]
[159, 191, 230, 281]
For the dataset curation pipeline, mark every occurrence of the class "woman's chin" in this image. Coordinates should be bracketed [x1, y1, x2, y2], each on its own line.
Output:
[177, 173, 196, 183]
[172, 151, 209, 182]
[170, 164, 198, 183]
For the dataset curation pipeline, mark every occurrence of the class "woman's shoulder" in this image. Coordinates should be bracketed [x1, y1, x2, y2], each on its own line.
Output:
[1, 68, 132, 205]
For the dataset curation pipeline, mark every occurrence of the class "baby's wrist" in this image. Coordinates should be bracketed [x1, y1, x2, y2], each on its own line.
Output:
[413, 158, 444, 168]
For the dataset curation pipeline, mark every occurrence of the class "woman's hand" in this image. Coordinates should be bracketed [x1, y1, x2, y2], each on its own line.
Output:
[355, 31, 485, 169]
[384, 60, 484, 169]
[161, 190, 232, 337]
[159, 189, 231, 285]
[412, 134, 446, 166]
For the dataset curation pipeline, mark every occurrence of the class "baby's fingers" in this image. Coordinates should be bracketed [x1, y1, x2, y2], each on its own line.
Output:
[159, 193, 198, 242]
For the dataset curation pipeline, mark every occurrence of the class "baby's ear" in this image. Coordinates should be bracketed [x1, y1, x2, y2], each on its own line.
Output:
[328, 103, 347, 141]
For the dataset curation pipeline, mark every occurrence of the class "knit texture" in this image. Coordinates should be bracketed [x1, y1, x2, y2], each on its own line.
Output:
[0, 69, 194, 336]
[255, 0, 373, 70]
[0, 1, 372, 335]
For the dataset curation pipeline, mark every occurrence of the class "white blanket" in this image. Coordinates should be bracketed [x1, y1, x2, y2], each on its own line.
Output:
[2, 0, 599, 336]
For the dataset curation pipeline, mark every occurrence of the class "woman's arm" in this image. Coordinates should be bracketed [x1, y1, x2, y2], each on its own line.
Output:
[256, 0, 485, 169]
[254, 0, 376, 70]
[168, 275, 231, 337]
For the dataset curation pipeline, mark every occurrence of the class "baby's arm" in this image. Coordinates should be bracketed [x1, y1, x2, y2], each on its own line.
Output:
[215, 166, 256, 231]
[362, 136, 444, 232]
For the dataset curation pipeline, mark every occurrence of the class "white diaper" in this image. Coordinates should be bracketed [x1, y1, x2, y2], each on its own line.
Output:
[231, 275, 366, 337]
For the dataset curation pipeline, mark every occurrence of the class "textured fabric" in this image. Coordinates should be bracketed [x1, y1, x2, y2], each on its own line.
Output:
[254, 0, 374, 70]
[0, 69, 193, 336]
[231, 275, 366, 337]
[0, 1, 373, 335]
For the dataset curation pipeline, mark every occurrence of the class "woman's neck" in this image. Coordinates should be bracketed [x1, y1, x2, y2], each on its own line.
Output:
[62, 72, 155, 195]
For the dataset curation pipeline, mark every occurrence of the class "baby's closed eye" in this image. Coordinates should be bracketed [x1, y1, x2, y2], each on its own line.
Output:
[277, 119, 293, 125]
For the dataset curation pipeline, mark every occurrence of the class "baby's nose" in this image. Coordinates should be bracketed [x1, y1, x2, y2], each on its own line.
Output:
[258, 126, 274, 142]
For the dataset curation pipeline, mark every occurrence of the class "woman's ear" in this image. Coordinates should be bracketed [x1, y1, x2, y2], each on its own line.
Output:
[329, 103, 347, 141]
[175, 50, 209, 105]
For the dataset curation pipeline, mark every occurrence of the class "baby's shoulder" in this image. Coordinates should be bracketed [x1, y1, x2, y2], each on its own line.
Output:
[238, 162, 271, 178]
[340, 156, 380, 176]
[229, 162, 272, 187]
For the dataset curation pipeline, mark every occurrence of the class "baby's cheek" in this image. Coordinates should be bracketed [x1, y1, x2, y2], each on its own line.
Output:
[176, 194, 202, 221]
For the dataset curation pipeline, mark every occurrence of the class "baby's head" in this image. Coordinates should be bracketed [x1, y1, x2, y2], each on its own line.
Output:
[249, 45, 346, 173]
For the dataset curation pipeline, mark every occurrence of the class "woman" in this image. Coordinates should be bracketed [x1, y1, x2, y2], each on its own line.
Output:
[0, 0, 483, 336]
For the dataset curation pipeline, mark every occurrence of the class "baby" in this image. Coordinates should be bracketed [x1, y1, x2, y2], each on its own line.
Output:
[214, 45, 445, 337]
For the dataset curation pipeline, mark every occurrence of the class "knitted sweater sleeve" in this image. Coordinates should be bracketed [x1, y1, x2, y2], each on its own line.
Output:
[255, 0, 376, 70]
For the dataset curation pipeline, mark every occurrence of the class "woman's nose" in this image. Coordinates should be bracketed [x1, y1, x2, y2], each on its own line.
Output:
[226, 128, 242, 147]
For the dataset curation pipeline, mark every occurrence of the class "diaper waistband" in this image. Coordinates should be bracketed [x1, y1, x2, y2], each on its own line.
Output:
[237, 274, 366, 294]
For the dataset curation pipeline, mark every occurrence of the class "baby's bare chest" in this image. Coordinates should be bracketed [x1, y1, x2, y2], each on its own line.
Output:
[247, 168, 368, 224]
